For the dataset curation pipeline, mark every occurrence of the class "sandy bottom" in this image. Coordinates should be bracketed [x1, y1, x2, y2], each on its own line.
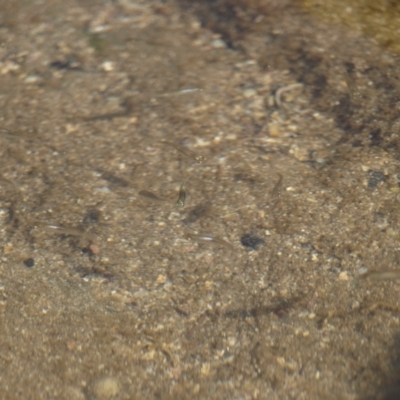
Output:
[1, 1, 400, 399]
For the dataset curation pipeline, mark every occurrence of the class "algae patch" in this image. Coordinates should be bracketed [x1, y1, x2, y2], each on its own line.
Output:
[303, 0, 400, 55]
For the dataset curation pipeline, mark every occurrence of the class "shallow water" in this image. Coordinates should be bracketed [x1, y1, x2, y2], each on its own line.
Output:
[1, 0, 400, 398]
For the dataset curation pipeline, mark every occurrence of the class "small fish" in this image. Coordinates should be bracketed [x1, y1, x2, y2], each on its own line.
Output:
[34, 221, 97, 242]
[0, 175, 14, 187]
[275, 83, 303, 108]
[183, 202, 210, 224]
[160, 141, 204, 164]
[155, 88, 203, 97]
[0, 128, 33, 141]
[363, 270, 400, 281]
[138, 190, 167, 203]
[344, 71, 361, 103]
[176, 181, 187, 208]
[100, 171, 130, 187]
[271, 173, 283, 198]
[186, 233, 233, 250]
[84, 111, 128, 121]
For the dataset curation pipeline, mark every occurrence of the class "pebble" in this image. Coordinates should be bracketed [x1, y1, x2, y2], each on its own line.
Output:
[100, 61, 115, 72]
[290, 144, 311, 162]
[63, 386, 86, 400]
[367, 170, 385, 188]
[242, 88, 257, 98]
[339, 271, 349, 281]
[24, 75, 42, 83]
[268, 122, 281, 138]
[92, 376, 120, 399]
[211, 38, 226, 48]
[240, 233, 265, 250]
[23, 258, 35, 268]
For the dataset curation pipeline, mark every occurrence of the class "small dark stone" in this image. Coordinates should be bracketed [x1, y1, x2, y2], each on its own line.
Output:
[49, 60, 71, 69]
[370, 128, 382, 147]
[49, 58, 81, 70]
[23, 258, 35, 268]
[83, 208, 102, 225]
[368, 170, 385, 188]
[240, 233, 265, 250]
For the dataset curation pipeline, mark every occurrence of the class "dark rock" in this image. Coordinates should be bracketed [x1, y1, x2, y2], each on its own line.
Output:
[23, 258, 35, 268]
[368, 170, 385, 188]
[240, 233, 265, 250]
